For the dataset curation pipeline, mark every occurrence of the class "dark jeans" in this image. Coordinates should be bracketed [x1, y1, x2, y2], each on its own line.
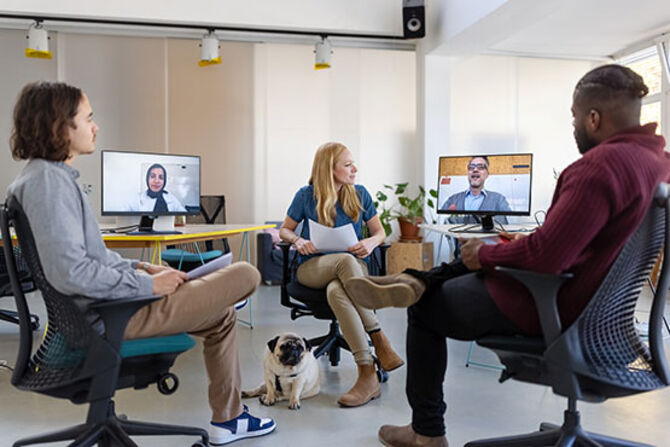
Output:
[404, 261, 522, 437]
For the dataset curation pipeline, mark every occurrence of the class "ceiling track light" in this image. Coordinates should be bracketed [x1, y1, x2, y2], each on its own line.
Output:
[26, 20, 52, 59]
[199, 29, 221, 67]
[314, 36, 332, 70]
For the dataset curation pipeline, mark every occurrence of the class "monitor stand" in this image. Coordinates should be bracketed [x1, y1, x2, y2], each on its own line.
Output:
[134, 215, 182, 235]
[451, 215, 498, 234]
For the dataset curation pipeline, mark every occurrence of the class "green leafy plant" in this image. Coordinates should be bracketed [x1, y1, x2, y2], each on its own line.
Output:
[373, 182, 438, 237]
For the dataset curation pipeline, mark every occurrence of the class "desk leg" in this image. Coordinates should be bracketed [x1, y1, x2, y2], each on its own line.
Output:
[236, 232, 254, 329]
[150, 242, 162, 265]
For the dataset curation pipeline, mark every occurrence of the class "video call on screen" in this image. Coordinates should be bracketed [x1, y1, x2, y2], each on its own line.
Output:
[437, 153, 532, 214]
[102, 151, 200, 215]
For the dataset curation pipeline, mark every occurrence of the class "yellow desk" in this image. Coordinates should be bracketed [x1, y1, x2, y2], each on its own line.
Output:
[103, 223, 275, 328]
[103, 224, 275, 265]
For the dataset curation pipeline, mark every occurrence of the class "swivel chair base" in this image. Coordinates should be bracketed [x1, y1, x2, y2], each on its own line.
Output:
[465, 399, 652, 447]
[0, 309, 39, 330]
[309, 320, 350, 367]
[13, 400, 209, 447]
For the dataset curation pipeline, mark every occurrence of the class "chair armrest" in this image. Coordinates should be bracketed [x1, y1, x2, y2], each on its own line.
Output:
[494, 266, 573, 345]
[88, 295, 162, 351]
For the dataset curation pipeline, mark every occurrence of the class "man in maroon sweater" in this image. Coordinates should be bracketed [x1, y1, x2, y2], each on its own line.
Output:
[345, 64, 670, 447]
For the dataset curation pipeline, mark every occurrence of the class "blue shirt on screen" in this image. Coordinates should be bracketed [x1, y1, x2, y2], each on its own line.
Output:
[286, 184, 377, 264]
[463, 189, 487, 211]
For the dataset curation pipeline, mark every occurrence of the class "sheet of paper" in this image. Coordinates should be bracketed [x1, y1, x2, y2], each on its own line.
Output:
[309, 219, 358, 252]
[187, 252, 233, 280]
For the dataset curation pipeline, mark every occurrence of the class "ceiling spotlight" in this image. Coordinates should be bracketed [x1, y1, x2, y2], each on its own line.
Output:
[199, 30, 221, 67]
[26, 21, 52, 59]
[314, 37, 332, 70]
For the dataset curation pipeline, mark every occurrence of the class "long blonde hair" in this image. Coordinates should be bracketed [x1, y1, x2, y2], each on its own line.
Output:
[309, 142, 363, 227]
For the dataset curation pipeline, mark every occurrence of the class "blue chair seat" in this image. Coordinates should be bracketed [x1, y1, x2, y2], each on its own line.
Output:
[120, 333, 196, 359]
[161, 248, 223, 264]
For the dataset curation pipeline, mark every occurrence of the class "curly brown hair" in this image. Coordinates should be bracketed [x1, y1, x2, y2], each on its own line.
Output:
[10, 81, 83, 162]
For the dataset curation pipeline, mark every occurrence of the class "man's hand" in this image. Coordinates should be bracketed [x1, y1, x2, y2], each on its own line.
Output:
[459, 238, 485, 270]
[498, 231, 528, 242]
[143, 263, 174, 275]
[294, 237, 318, 255]
[348, 237, 377, 258]
[152, 269, 188, 296]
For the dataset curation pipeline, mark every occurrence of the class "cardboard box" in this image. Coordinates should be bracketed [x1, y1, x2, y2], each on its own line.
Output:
[387, 242, 434, 274]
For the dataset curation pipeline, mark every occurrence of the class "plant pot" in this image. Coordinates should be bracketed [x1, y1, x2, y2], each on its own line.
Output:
[398, 217, 423, 241]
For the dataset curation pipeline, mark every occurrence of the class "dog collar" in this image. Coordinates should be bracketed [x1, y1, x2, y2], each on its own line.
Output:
[274, 373, 298, 393]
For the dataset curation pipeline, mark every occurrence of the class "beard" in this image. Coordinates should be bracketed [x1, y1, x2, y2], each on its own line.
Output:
[574, 125, 599, 154]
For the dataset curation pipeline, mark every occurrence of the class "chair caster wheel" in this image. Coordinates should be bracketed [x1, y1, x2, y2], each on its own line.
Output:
[157, 372, 179, 395]
[192, 442, 208, 447]
[377, 369, 389, 383]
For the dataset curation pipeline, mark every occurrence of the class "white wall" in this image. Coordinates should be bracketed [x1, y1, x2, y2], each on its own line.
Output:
[0, 28, 417, 247]
[254, 44, 417, 224]
[0, 28, 56, 195]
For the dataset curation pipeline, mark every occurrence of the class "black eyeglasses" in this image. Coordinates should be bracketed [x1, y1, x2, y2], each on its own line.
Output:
[467, 163, 487, 171]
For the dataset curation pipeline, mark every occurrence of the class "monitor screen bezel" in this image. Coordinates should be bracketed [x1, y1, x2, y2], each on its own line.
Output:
[100, 149, 202, 217]
[436, 153, 533, 217]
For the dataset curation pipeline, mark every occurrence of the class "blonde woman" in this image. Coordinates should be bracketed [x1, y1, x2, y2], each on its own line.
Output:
[279, 142, 403, 408]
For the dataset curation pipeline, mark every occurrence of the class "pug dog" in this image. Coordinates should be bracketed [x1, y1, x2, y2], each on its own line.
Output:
[242, 332, 320, 410]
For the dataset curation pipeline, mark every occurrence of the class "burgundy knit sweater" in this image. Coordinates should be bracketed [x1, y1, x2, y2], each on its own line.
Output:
[479, 124, 670, 335]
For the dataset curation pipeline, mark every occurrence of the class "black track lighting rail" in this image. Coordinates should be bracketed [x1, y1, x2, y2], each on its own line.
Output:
[0, 13, 408, 41]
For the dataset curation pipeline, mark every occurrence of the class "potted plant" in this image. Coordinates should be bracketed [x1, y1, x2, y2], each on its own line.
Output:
[374, 182, 438, 241]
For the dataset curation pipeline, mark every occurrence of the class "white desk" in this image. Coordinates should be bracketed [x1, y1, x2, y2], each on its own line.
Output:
[420, 223, 536, 261]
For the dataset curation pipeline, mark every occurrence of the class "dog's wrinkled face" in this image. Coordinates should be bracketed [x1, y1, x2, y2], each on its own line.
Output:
[268, 334, 311, 367]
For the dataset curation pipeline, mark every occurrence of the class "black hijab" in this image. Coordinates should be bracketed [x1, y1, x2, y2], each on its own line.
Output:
[146, 163, 168, 214]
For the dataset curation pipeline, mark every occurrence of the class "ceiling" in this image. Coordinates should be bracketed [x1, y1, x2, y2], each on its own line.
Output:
[440, 0, 670, 60]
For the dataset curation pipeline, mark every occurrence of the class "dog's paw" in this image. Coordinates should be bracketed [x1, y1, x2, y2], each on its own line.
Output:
[259, 394, 276, 406]
[241, 390, 253, 398]
[288, 400, 301, 410]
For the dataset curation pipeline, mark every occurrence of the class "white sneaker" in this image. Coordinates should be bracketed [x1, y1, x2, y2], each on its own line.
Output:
[209, 405, 276, 445]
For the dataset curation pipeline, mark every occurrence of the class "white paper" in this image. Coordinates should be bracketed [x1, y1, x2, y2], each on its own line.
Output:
[308, 219, 358, 252]
[187, 252, 233, 280]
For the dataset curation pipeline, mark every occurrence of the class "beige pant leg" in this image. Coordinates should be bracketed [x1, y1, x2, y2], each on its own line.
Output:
[124, 261, 260, 423]
[297, 254, 381, 365]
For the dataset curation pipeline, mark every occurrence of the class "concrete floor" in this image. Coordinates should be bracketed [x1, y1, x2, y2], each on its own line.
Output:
[1, 284, 669, 446]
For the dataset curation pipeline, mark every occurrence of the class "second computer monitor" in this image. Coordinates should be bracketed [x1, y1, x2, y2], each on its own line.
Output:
[437, 153, 532, 231]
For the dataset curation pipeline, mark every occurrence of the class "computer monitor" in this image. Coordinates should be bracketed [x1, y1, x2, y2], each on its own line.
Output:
[101, 150, 201, 232]
[436, 153, 533, 232]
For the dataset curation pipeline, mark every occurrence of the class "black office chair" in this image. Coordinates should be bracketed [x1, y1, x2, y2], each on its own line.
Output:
[163, 195, 231, 271]
[279, 242, 389, 380]
[1, 196, 208, 447]
[465, 183, 670, 447]
[0, 246, 39, 330]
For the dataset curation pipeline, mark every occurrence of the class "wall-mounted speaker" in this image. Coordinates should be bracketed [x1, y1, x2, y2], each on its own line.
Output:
[402, 0, 425, 39]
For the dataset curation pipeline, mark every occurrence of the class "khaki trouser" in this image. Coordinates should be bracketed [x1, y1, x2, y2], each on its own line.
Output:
[124, 261, 260, 423]
[297, 253, 380, 365]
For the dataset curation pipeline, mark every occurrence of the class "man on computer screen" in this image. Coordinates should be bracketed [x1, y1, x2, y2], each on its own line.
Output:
[440, 156, 512, 224]
[344, 64, 670, 447]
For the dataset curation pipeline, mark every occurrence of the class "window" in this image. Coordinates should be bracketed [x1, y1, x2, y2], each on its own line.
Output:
[619, 46, 665, 135]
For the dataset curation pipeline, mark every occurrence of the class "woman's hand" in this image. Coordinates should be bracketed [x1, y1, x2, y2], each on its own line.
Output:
[151, 269, 188, 296]
[294, 237, 318, 255]
[348, 237, 378, 258]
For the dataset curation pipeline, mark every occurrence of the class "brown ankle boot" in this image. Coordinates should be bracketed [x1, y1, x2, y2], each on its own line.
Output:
[345, 273, 426, 310]
[337, 364, 381, 407]
[370, 330, 404, 372]
[379, 424, 448, 447]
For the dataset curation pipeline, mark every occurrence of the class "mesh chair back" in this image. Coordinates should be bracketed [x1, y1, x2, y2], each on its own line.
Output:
[0, 245, 34, 296]
[1, 197, 113, 393]
[567, 183, 670, 392]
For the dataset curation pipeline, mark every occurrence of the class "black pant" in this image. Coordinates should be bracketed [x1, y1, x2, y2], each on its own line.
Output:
[404, 261, 522, 437]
